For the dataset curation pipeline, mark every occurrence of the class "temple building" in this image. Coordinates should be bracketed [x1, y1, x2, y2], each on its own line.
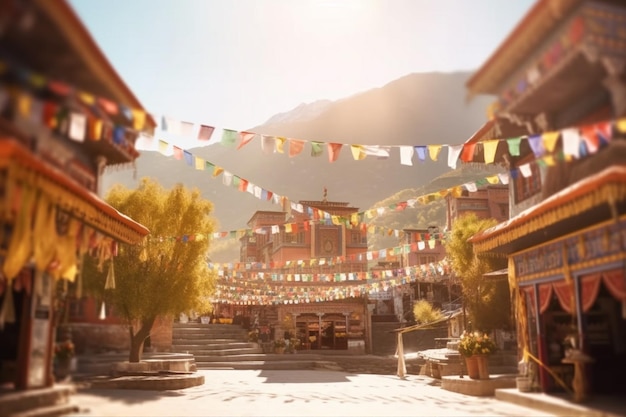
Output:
[0, 0, 151, 392]
[217, 194, 370, 352]
[465, 0, 626, 401]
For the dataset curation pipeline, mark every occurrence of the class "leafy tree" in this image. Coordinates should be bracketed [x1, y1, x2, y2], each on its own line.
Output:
[84, 178, 217, 362]
[445, 213, 509, 331]
[412, 299, 443, 324]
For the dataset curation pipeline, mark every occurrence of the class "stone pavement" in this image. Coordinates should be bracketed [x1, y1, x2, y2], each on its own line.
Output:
[66, 369, 556, 417]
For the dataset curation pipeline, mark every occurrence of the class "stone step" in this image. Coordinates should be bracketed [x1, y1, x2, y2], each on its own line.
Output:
[77, 353, 196, 375]
[179, 348, 264, 358]
[195, 360, 320, 370]
[172, 327, 248, 335]
[172, 335, 249, 344]
[172, 333, 248, 342]
[172, 345, 263, 355]
[171, 342, 257, 350]
[0, 385, 75, 417]
[89, 373, 205, 390]
[8, 402, 80, 417]
[172, 323, 245, 329]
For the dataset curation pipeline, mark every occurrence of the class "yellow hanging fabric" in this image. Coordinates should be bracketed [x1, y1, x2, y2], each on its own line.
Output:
[104, 258, 116, 290]
[428, 145, 442, 161]
[33, 194, 57, 271]
[54, 218, 81, 282]
[0, 283, 15, 327]
[3, 186, 36, 280]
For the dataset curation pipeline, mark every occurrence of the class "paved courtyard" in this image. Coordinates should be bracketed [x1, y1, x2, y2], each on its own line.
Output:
[67, 369, 555, 417]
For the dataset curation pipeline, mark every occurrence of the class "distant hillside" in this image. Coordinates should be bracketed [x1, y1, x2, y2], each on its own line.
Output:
[366, 164, 506, 250]
[102, 71, 495, 262]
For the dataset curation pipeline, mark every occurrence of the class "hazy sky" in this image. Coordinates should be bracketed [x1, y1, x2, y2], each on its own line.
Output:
[69, 0, 535, 139]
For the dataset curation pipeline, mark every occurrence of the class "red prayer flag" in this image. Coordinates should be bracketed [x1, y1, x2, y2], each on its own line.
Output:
[461, 143, 476, 163]
[289, 139, 305, 157]
[327, 143, 343, 163]
[197, 125, 215, 141]
[237, 131, 256, 150]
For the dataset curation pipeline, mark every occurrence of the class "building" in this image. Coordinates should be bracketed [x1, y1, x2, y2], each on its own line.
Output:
[465, 0, 626, 400]
[445, 185, 509, 231]
[221, 196, 369, 352]
[0, 0, 151, 391]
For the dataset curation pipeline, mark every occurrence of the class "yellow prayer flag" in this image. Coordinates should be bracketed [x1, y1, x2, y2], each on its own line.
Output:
[132, 109, 146, 131]
[158, 140, 169, 155]
[78, 92, 96, 105]
[331, 216, 341, 225]
[367, 225, 376, 234]
[213, 166, 224, 177]
[91, 119, 103, 141]
[350, 145, 366, 160]
[616, 118, 626, 133]
[275, 137, 286, 153]
[486, 175, 500, 184]
[483, 140, 499, 164]
[428, 145, 442, 161]
[17, 92, 31, 116]
[285, 223, 292, 233]
[542, 131, 560, 153]
[451, 186, 463, 198]
[195, 156, 205, 170]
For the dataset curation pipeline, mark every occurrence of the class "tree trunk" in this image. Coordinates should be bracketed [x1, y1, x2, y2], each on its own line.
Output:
[128, 317, 156, 363]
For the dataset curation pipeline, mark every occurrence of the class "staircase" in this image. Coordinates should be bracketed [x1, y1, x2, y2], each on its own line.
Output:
[170, 322, 321, 370]
[0, 384, 78, 417]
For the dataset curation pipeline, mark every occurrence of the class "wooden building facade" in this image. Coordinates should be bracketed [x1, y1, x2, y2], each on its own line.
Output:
[466, 0, 626, 400]
[0, 0, 151, 390]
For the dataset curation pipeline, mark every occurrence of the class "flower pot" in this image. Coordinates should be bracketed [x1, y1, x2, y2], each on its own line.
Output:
[475, 355, 489, 380]
[55, 358, 72, 380]
[516, 376, 532, 392]
[465, 356, 479, 379]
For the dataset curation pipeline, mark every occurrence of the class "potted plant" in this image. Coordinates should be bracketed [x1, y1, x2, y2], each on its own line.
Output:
[248, 329, 259, 343]
[274, 338, 286, 354]
[458, 330, 497, 379]
[54, 339, 75, 380]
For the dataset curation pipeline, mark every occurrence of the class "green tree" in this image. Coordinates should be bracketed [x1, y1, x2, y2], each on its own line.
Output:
[84, 178, 217, 362]
[412, 299, 443, 324]
[445, 213, 509, 331]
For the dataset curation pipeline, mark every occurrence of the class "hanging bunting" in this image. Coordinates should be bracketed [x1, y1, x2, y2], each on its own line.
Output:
[400, 146, 414, 166]
[261, 135, 275, 154]
[428, 145, 442, 161]
[288, 138, 305, 157]
[350, 145, 366, 160]
[482, 140, 499, 164]
[275, 137, 286, 154]
[221, 129, 238, 147]
[447, 144, 463, 169]
[236, 131, 256, 150]
[198, 125, 215, 141]
[310, 141, 324, 157]
[507, 137, 522, 157]
[327, 143, 343, 163]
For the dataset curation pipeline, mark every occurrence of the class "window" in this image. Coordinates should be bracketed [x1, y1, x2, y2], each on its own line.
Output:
[351, 231, 366, 245]
[515, 163, 542, 204]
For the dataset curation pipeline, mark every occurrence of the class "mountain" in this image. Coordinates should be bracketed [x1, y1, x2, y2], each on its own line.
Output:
[263, 100, 333, 125]
[102, 71, 495, 261]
